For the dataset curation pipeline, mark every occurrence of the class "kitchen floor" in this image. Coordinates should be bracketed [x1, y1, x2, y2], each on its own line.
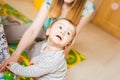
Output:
[3, 0, 120, 80]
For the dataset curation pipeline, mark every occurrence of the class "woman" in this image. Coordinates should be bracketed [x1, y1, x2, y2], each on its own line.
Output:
[0, 0, 95, 71]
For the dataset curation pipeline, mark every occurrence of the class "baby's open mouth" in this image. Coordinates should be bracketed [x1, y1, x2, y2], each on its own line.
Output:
[56, 35, 62, 40]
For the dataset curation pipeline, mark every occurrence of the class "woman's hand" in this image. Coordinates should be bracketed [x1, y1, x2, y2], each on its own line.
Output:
[5, 62, 15, 71]
[64, 35, 77, 57]
[0, 53, 19, 72]
[64, 40, 74, 57]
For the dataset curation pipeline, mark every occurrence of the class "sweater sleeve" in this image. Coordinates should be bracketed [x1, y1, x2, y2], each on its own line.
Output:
[9, 55, 61, 77]
[44, 0, 52, 9]
[82, 0, 96, 17]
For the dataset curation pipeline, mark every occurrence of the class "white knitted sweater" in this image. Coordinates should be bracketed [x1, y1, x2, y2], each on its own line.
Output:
[10, 42, 67, 80]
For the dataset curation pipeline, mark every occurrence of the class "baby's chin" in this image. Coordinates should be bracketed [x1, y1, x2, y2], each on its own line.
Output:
[52, 41, 65, 48]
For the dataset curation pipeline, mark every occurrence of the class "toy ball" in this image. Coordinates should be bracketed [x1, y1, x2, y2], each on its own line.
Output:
[4, 71, 13, 80]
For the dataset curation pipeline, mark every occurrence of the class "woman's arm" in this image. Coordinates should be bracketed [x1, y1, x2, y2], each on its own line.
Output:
[65, 0, 96, 55]
[64, 12, 94, 55]
[75, 12, 94, 39]
[15, 3, 49, 56]
[0, 2, 49, 71]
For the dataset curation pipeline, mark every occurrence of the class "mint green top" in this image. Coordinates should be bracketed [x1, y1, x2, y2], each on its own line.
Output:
[44, 0, 96, 29]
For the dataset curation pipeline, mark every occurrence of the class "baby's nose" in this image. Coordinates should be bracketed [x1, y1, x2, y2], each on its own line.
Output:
[60, 31, 65, 34]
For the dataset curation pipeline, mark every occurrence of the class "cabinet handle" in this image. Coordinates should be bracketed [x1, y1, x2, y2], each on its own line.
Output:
[111, 2, 119, 10]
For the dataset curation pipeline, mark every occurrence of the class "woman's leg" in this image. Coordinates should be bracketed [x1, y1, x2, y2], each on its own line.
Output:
[4, 23, 46, 44]
[4, 23, 31, 43]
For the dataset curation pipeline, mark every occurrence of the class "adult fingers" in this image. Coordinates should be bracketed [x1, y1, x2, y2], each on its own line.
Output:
[0, 60, 9, 72]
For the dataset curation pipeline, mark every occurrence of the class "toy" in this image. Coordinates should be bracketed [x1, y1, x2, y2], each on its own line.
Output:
[4, 71, 13, 80]
[34, 0, 44, 10]
[9, 44, 30, 66]
[0, 2, 32, 25]
[66, 49, 86, 69]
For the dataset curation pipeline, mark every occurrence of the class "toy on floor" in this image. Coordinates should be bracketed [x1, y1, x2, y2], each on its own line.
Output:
[4, 71, 13, 80]
[66, 49, 86, 69]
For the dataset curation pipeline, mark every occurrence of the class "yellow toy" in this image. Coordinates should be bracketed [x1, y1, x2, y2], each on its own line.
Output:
[34, 0, 44, 10]
[66, 49, 86, 69]
[9, 48, 30, 66]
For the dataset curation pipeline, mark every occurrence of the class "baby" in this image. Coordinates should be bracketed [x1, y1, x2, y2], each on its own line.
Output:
[6, 19, 76, 80]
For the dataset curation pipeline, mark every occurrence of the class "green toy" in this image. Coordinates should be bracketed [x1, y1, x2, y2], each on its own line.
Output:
[4, 71, 13, 80]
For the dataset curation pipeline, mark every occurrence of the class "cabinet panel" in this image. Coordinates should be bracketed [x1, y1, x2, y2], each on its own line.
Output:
[93, 0, 120, 39]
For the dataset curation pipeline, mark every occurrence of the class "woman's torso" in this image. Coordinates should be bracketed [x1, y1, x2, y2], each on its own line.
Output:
[43, 0, 96, 29]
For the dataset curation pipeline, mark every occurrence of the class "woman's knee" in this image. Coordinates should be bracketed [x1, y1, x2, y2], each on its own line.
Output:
[4, 24, 31, 43]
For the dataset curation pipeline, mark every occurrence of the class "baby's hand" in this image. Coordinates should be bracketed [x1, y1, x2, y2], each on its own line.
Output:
[6, 62, 15, 70]
[0, 53, 19, 72]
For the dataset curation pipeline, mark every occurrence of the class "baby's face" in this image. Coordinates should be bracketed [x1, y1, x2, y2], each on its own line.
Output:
[47, 19, 75, 48]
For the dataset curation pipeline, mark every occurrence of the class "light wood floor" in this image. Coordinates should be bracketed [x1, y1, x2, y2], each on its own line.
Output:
[66, 23, 120, 80]
[4, 0, 120, 80]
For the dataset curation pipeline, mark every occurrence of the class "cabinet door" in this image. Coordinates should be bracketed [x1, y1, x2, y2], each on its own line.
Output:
[93, 0, 120, 39]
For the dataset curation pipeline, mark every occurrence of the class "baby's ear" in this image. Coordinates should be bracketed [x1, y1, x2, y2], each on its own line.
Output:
[46, 27, 51, 36]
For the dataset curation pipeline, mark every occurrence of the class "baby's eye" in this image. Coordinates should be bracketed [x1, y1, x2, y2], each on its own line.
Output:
[67, 32, 70, 35]
[59, 26, 62, 29]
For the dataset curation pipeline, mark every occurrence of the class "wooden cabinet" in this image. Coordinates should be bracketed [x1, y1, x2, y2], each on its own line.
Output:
[93, 0, 120, 39]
